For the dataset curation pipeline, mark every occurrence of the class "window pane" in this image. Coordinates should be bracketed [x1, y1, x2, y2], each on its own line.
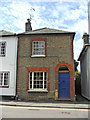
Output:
[29, 71, 47, 89]
[30, 72, 32, 81]
[44, 84, 47, 88]
[30, 85, 32, 88]
[33, 72, 42, 89]
[0, 72, 9, 86]
[29, 72, 32, 88]
[0, 42, 6, 56]
[0, 73, 3, 85]
[32, 41, 45, 55]
[4, 73, 9, 85]
[34, 84, 36, 88]
[44, 72, 47, 80]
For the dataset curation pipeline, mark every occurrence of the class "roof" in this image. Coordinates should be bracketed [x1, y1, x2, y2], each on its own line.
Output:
[18, 27, 75, 35]
[78, 44, 90, 61]
[0, 30, 16, 37]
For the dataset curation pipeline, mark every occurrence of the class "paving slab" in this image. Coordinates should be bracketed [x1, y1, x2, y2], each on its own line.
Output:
[0, 101, 89, 109]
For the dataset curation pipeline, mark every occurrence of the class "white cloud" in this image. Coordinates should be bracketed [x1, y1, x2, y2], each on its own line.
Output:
[1, 0, 88, 32]
[73, 38, 83, 71]
[0, 0, 89, 68]
[74, 39, 83, 59]
[0, 7, 8, 11]
[68, 19, 88, 35]
[0, 0, 89, 2]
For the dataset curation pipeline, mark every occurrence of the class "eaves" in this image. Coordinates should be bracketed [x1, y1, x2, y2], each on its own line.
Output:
[0, 34, 17, 37]
[78, 44, 90, 61]
[17, 32, 75, 36]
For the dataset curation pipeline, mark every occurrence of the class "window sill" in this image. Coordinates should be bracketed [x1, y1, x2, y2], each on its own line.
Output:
[31, 55, 46, 58]
[0, 86, 9, 88]
[28, 89, 48, 93]
[0, 55, 6, 57]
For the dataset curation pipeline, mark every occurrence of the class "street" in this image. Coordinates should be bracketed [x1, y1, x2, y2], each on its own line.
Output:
[0, 105, 89, 118]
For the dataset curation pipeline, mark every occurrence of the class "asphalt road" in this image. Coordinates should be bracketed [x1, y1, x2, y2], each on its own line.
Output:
[0, 105, 89, 118]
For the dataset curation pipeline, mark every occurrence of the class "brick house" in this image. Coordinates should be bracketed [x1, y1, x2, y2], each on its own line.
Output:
[16, 20, 75, 101]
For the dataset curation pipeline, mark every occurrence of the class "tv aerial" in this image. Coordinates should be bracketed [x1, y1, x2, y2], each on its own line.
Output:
[29, 7, 35, 22]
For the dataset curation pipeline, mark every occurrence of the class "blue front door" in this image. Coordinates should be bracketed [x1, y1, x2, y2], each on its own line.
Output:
[58, 72, 70, 99]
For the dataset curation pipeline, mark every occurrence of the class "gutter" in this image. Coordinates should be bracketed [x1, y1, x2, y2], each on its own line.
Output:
[17, 32, 75, 36]
[0, 34, 17, 37]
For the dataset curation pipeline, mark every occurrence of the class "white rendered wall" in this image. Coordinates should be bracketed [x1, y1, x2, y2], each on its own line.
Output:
[88, 1, 90, 43]
[80, 47, 90, 100]
[88, 47, 90, 100]
[0, 36, 18, 96]
[80, 51, 88, 99]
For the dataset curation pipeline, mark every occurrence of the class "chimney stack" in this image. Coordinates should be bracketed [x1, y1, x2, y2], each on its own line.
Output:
[82, 33, 89, 46]
[25, 19, 32, 32]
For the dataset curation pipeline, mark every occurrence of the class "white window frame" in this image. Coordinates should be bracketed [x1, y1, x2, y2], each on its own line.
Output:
[0, 42, 6, 56]
[29, 72, 47, 92]
[0, 72, 10, 87]
[32, 41, 45, 57]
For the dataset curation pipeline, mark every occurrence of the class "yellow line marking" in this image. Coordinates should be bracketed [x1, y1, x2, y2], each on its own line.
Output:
[0, 105, 89, 111]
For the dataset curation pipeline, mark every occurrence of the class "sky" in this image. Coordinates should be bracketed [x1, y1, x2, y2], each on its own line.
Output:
[0, 0, 89, 70]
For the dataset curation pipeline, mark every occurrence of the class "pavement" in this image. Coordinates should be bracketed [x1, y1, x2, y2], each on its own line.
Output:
[0, 94, 90, 109]
[0, 100, 90, 109]
[0, 101, 90, 109]
[0, 96, 90, 109]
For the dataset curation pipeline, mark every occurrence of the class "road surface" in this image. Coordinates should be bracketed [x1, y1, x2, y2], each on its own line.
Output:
[0, 105, 89, 119]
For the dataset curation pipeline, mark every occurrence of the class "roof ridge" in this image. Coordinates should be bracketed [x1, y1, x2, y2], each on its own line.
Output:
[33, 27, 48, 31]
[0, 29, 15, 34]
[32, 27, 72, 32]
[0, 29, 16, 36]
[18, 27, 75, 35]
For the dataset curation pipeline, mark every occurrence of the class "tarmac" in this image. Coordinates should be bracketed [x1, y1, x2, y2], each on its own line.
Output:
[0, 94, 90, 109]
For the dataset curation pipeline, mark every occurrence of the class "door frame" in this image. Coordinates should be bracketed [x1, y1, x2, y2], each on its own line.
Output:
[55, 62, 75, 101]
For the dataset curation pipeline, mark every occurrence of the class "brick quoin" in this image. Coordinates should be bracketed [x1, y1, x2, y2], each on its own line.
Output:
[55, 62, 75, 101]
[26, 67, 49, 91]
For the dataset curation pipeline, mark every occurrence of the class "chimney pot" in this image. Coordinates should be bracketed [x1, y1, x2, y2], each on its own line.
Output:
[27, 19, 30, 23]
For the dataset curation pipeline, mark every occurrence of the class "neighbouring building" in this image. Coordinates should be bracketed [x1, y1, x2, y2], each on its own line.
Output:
[78, 1, 90, 100]
[16, 19, 75, 101]
[0, 30, 18, 97]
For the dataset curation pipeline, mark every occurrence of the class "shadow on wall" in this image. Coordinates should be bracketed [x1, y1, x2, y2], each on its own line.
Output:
[75, 72, 81, 95]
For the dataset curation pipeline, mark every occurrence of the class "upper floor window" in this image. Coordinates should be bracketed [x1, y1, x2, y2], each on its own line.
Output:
[0, 72, 10, 87]
[0, 42, 6, 56]
[32, 41, 45, 56]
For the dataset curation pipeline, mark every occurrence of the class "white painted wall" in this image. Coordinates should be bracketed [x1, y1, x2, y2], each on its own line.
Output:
[88, 47, 90, 99]
[80, 1, 90, 100]
[0, 36, 18, 96]
[88, 1, 90, 43]
[80, 47, 90, 100]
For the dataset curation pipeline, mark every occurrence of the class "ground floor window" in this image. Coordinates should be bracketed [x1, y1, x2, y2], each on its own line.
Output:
[0, 72, 10, 87]
[29, 72, 47, 90]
